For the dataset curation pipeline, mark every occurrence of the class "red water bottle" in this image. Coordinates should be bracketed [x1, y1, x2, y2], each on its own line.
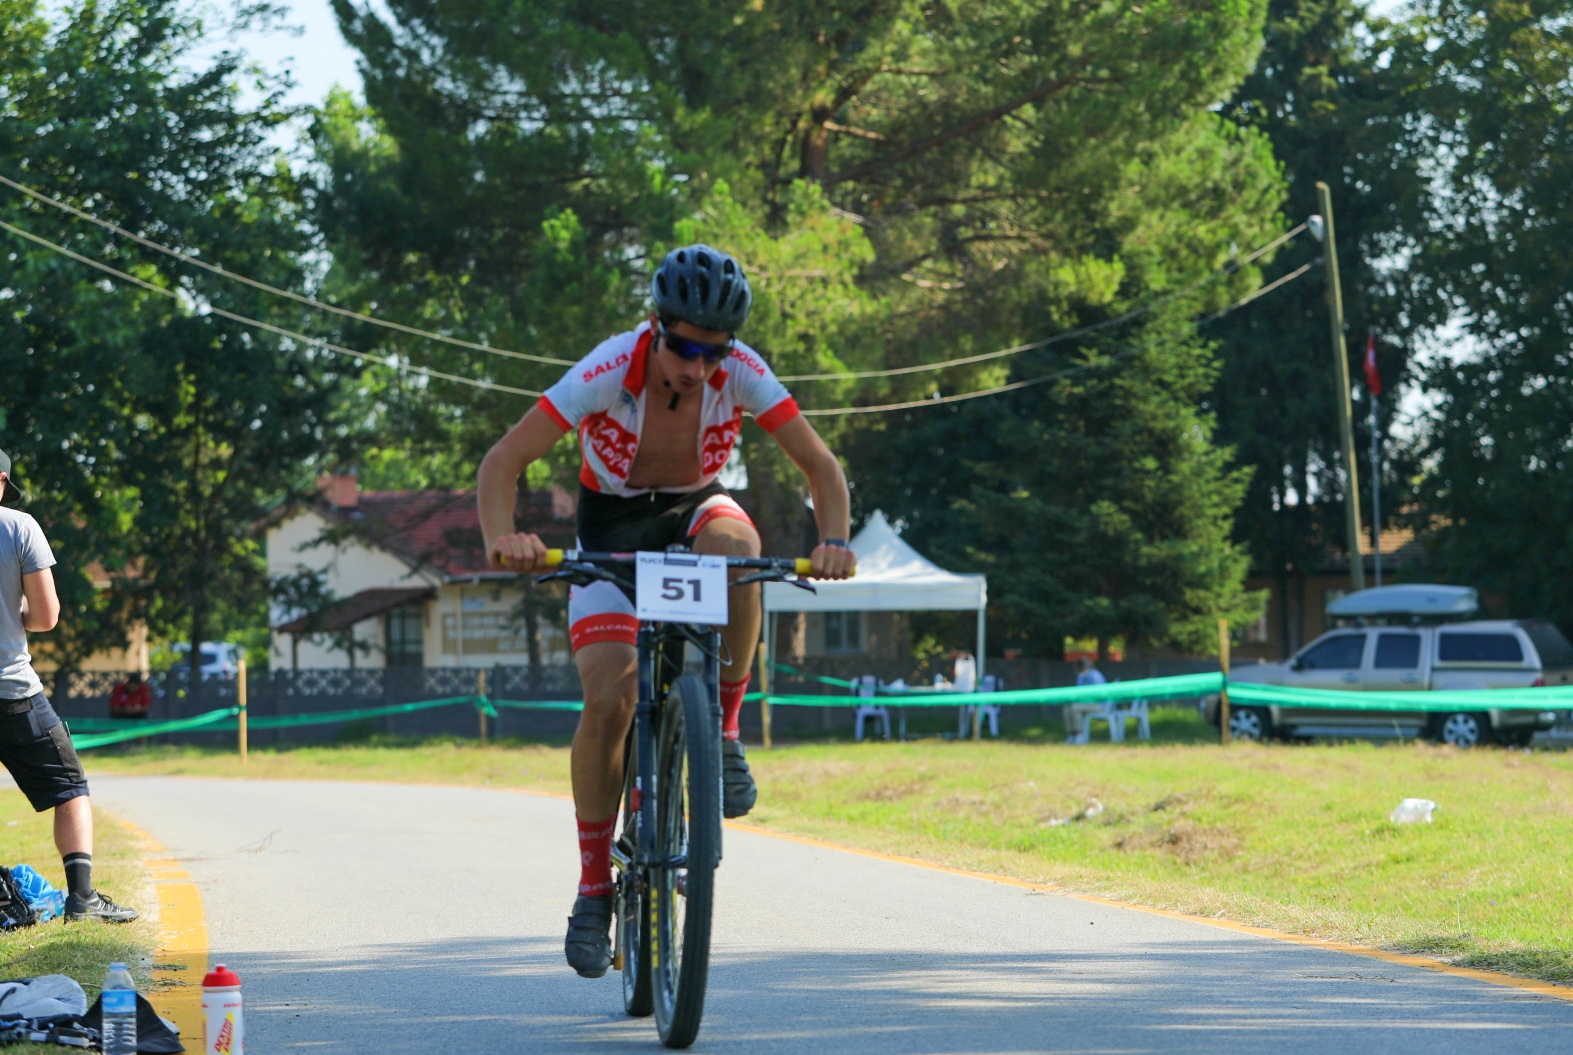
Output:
[201, 964, 244, 1055]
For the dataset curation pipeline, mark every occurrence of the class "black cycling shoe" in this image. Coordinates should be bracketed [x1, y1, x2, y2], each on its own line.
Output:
[564, 894, 614, 978]
[722, 739, 758, 819]
[64, 891, 139, 924]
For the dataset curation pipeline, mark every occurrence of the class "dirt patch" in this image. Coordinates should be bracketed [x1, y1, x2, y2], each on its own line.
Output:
[1114, 821, 1241, 864]
[855, 779, 929, 803]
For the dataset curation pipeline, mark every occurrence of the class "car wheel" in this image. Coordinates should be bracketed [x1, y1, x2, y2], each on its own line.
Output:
[1228, 707, 1270, 742]
[1437, 712, 1487, 748]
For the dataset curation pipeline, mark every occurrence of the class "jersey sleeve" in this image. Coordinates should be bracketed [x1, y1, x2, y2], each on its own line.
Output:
[537, 331, 640, 431]
[726, 342, 800, 433]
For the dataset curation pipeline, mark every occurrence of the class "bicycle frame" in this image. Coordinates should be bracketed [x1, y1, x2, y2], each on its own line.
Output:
[624, 621, 722, 875]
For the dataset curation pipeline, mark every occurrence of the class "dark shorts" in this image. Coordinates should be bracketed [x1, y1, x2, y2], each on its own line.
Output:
[0, 693, 89, 812]
[568, 482, 756, 650]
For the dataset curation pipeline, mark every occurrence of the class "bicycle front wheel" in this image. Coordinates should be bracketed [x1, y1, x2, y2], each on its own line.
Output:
[617, 737, 653, 1018]
[652, 673, 721, 1048]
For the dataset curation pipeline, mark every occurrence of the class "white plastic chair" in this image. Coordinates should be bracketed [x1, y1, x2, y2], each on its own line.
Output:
[1085, 689, 1151, 743]
[958, 674, 1003, 738]
[852, 675, 891, 741]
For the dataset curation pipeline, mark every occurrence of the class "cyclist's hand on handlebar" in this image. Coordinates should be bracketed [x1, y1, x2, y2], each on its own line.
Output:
[489, 532, 551, 573]
[810, 541, 857, 580]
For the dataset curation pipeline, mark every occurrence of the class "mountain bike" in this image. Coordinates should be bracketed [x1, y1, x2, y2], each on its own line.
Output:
[540, 547, 817, 1048]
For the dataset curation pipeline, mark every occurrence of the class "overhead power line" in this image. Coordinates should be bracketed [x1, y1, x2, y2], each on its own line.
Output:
[1, 208, 1311, 415]
[798, 261, 1314, 416]
[0, 171, 576, 367]
[0, 217, 543, 397]
[0, 169, 1304, 384]
[781, 223, 1307, 382]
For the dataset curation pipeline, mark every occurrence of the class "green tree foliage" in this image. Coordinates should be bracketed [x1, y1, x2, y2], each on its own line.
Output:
[0, 0, 348, 673]
[1208, 0, 1430, 650]
[1388, 0, 1573, 629]
[319, 0, 1283, 654]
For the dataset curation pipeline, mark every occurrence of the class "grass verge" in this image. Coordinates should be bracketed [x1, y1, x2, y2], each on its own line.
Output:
[0, 794, 156, 1053]
[88, 707, 1573, 986]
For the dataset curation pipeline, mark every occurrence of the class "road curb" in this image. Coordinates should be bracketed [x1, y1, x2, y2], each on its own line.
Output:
[724, 819, 1573, 1003]
[117, 818, 208, 1043]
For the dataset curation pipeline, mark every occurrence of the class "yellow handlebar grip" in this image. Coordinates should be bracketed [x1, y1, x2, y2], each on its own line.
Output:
[543, 549, 565, 568]
[794, 558, 814, 576]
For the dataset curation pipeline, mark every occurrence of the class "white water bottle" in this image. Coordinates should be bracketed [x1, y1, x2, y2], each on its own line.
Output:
[101, 961, 138, 1055]
[202, 964, 244, 1055]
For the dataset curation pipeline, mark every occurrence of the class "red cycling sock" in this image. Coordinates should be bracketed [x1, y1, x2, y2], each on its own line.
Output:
[576, 815, 615, 897]
[720, 676, 750, 742]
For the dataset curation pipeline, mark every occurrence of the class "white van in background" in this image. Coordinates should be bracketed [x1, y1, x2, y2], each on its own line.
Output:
[169, 641, 242, 680]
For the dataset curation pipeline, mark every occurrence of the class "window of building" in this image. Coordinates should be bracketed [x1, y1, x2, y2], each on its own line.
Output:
[385, 603, 425, 667]
[823, 611, 863, 654]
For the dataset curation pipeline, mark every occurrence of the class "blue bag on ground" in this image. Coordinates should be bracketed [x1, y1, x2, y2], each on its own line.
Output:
[8, 865, 64, 923]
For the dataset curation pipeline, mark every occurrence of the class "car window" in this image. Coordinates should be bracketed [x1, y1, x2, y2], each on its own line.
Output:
[1437, 633, 1524, 663]
[199, 648, 219, 664]
[1522, 621, 1573, 669]
[1373, 633, 1422, 669]
[1299, 633, 1367, 669]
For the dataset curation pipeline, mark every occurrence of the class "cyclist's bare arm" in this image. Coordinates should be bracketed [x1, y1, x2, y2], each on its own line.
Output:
[478, 405, 569, 572]
[769, 416, 856, 580]
[19, 567, 59, 632]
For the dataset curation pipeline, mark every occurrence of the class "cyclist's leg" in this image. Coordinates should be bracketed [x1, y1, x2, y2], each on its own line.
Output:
[564, 582, 639, 977]
[571, 640, 638, 823]
[688, 495, 762, 817]
[687, 494, 762, 691]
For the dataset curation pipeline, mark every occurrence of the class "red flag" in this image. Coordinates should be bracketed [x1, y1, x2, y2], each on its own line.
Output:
[1363, 331, 1382, 397]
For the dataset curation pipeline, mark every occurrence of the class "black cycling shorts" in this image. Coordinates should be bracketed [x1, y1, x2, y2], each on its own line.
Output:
[569, 482, 755, 650]
[0, 693, 89, 812]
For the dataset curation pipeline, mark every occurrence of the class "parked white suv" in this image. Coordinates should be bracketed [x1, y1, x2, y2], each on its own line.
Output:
[1210, 585, 1573, 746]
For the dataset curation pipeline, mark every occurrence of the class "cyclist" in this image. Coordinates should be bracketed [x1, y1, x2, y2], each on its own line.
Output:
[477, 244, 855, 978]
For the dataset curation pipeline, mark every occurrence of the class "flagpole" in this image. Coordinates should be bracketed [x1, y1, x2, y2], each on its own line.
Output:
[1370, 393, 1382, 587]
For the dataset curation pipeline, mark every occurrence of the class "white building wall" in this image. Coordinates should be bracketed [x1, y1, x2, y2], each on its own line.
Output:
[267, 510, 570, 670]
[267, 510, 437, 671]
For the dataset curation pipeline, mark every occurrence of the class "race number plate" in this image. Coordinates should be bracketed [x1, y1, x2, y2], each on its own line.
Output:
[635, 552, 729, 625]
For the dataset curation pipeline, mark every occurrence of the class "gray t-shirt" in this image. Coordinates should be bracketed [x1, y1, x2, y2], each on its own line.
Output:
[0, 507, 56, 699]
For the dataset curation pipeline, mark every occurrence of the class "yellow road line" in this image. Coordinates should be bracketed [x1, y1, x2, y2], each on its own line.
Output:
[117, 819, 208, 1042]
[723, 819, 1573, 1003]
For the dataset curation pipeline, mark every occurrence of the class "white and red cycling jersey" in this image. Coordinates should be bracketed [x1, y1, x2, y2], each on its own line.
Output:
[537, 321, 800, 498]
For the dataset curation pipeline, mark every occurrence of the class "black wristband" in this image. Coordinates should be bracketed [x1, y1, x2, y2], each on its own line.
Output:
[821, 538, 848, 549]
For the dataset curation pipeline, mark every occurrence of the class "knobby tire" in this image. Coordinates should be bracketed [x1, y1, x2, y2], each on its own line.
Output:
[618, 737, 653, 1017]
[653, 673, 721, 1048]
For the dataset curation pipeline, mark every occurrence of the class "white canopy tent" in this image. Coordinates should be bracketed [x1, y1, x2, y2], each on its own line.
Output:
[762, 510, 990, 677]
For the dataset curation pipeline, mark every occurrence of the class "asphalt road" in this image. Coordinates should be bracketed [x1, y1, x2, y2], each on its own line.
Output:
[91, 775, 1573, 1054]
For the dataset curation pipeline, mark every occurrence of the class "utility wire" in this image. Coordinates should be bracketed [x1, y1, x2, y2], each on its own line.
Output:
[1, 210, 1309, 414]
[0, 171, 576, 367]
[0, 217, 543, 397]
[779, 223, 1306, 381]
[798, 260, 1314, 417]
[1, 169, 1304, 384]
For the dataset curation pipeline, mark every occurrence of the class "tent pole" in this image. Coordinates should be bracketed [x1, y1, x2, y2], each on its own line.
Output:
[976, 607, 986, 684]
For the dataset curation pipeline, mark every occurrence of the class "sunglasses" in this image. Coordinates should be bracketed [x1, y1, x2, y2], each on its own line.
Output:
[658, 323, 733, 364]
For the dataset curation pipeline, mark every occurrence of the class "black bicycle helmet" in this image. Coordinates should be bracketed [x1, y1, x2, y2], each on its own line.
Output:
[650, 244, 753, 333]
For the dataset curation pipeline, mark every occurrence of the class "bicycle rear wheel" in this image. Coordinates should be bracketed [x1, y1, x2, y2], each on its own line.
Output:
[652, 673, 721, 1048]
[617, 739, 653, 1017]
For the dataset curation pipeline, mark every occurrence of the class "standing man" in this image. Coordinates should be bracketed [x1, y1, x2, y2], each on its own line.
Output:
[0, 450, 137, 922]
[478, 245, 854, 977]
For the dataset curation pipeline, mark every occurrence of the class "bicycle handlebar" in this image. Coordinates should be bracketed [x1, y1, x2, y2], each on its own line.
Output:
[542, 549, 824, 577]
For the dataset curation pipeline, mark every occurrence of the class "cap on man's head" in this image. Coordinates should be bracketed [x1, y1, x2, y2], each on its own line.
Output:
[0, 449, 25, 507]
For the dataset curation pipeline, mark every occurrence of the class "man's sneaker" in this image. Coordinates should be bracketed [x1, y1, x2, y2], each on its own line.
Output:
[64, 891, 139, 924]
[564, 894, 614, 978]
[722, 739, 757, 818]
